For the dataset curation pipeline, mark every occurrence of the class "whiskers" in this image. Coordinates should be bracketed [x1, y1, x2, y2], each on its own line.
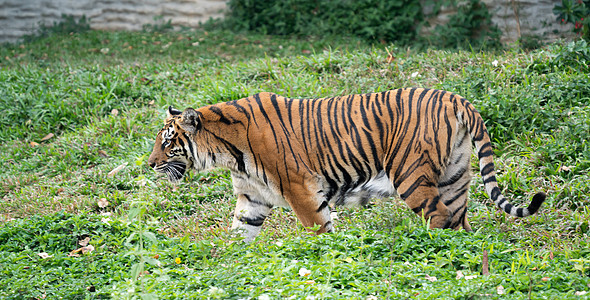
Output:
[154, 161, 186, 182]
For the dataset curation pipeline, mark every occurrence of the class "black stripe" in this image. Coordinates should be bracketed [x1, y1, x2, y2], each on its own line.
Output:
[443, 181, 470, 206]
[438, 167, 467, 188]
[425, 195, 441, 215]
[209, 105, 241, 125]
[203, 128, 246, 173]
[359, 93, 372, 130]
[238, 215, 266, 227]
[448, 206, 467, 229]
[491, 187, 501, 201]
[400, 174, 435, 199]
[480, 162, 495, 177]
[269, 94, 300, 171]
[316, 200, 329, 213]
[227, 99, 250, 118]
[411, 200, 427, 214]
[182, 132, 196, 160]
[483, 175, 497, 185]
[324, 221, 333, 232]
[244, 194, 273, 209]
[478, 149, 494, 160]
[253, 93, 280, 146]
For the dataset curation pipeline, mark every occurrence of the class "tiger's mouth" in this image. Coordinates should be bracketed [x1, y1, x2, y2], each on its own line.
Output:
[153, 161, 187, 182]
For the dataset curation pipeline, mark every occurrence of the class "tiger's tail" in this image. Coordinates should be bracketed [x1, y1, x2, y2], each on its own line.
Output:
[460, 98, 546, 218]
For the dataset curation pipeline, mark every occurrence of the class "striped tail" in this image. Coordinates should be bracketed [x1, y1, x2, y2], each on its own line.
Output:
[461, 98, 546, 218]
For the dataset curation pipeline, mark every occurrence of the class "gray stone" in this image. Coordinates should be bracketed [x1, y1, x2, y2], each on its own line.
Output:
[0, 0, 574, 43]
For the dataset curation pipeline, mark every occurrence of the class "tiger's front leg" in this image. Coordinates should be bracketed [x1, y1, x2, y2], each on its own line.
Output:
[231, 193, 273, 242]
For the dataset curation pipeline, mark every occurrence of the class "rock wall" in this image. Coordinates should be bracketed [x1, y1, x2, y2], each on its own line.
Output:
[0, 0, 573, 44]
[478, 0, 570, 42]
[0, 0, 226, 43]
[422, 0, 572, 43]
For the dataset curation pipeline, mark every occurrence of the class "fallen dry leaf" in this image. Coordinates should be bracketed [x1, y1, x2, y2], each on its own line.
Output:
[465, 275, 477, 280]
[79, 237, 90, 246]
[575, 291, 587, 296]
[30, 141, 39, 147]
[98, 150, 109, 158]
[542, 277, 550, 282]
[385, 48, 395, 64]
[97, 198, 109, 208]
[40, 133, 54, 141]
[497, 285, 505, 295]
[82, 245, 95, 254]
[107, 162, 128, 177]
[425, 274, 437, 282]
[69, 245, 95, 257]
[456, 270, 464, 280]
[38, 252, 52, 259]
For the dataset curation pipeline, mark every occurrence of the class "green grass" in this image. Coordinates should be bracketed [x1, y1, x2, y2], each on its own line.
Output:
[1, 30, 589, 299]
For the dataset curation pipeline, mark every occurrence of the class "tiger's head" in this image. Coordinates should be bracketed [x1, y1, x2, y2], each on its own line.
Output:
[148, 106, 204, 182]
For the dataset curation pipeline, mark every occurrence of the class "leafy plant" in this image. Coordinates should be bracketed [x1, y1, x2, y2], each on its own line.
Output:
[22, 14, 91, 43]
[428, 0, 502, 49]
[142, 16, 174, 33]
[222, 0, 423, 44]
[554, 0, 590, 40]
[216, 0, 501, 49]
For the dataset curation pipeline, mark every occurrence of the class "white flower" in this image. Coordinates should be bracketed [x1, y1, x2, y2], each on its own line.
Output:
[492, 59, 499, 67]
[97, 198, 109, 208]
[209, 286, 225, 297]
[411, 71, 419, 78]
[258, 294, 271, 300]
[299, 267, 311, 277]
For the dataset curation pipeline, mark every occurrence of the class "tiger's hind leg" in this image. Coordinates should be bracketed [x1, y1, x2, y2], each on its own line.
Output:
[394, 169, 452, 229]
[437, 129, 473, 231]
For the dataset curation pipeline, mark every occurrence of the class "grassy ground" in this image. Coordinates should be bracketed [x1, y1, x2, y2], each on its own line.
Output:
[0, 30, 589, 299]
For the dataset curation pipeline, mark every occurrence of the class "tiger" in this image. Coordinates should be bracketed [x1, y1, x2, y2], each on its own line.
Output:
[148, 88, 546, 242]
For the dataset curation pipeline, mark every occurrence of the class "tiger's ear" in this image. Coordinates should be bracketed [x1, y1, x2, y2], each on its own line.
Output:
[166, 106, 183, 122]
[179, 108, 202, 134]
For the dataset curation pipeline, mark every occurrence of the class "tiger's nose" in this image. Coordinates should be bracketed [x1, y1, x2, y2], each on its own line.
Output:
[149, 161, 156, 168]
